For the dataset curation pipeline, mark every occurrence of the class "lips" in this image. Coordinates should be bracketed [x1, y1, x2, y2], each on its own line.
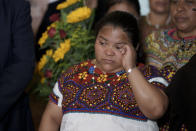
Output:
[155, 1, 168, 7]
[102, 59, 114, 64]
[174, 16, 188, 23]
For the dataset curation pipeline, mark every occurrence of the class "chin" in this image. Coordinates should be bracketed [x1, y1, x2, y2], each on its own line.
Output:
[101, 67, 115, 73]
[101, 65, 123, 73]
[156, 9, 168, 14]
[176, 25, 190, 33]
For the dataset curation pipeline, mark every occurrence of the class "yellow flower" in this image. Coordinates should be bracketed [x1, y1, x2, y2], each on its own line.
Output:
[97, 74, 108, 83]
[52, 39, 71, 62]
[56, 0, 79, 10]
[46, 49, 53, 57]
[40, 76, 46, 84]
[78, 71, 88, 80]
[37, 55, 48, 71]
[81, 62, 88, 67]
[47, 22, 57, 30]
[67, 7, 91, 23]
[38, 31, 48, 47]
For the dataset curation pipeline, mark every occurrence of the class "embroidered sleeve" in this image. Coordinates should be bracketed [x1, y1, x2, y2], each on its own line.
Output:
[142, 65, 169, 90]
[49, 65, 79, 107]
[49, 82, 63, 107]
[160, 65, 176, 83]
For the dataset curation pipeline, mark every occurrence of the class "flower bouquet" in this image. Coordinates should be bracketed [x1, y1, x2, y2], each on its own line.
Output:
[35, 0, 96, 98]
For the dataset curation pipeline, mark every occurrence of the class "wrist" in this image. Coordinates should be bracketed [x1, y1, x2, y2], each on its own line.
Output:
[126, 66, 136, 75]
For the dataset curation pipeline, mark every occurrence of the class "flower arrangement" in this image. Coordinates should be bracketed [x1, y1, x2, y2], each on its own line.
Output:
[35, 0, 95, 98]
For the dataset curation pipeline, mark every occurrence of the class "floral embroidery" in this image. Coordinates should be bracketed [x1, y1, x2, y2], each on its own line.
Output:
[117, 73, 127, 81]
[144, 29, 196, 70]
[81, 62, 88, 67]
[168, 72, 175, 79]
[78, 71, 88, 80]
[50, 60, 170, 121]
[97, 74, 108, 83]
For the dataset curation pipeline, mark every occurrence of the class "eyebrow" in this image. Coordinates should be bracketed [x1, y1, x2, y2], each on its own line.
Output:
[98, 36, 108, 41]
[98, 35, 127, 45]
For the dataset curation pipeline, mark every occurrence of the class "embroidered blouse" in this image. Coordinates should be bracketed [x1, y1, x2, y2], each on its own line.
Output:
[50, 60, 173, 122]
[144, 28, 196, 71]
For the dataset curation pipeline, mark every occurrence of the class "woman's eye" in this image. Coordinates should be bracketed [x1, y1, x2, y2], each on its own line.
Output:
[171, 0, 178, 3]
[186, 0, 194, 4]
[99, 41, 105, 45]
[115, 46, 122, 50]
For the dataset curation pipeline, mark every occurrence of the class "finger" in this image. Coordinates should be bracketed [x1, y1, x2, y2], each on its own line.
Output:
[124, 44, 132, 54]
[124, 44, 137, 59]
[120, 47, 126, 55]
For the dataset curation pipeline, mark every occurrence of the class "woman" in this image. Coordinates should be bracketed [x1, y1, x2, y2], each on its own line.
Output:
[106, 0, 140, 19]
[93, 0, 141, 30]
[139, 0, 173, 45]
[105, 0, 146, 63]
[144, 0, 196, 71]
[39, 11, 172, 131]
[144, 0, 196, 130]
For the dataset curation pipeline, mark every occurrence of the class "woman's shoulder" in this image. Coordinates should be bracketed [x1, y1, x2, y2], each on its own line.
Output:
[145, 29, 172, 42]
[140, 64, 176, 89]
[144, 29, 178, 57]
[58, 60, 93, 81]
[140, 64, 176, 81]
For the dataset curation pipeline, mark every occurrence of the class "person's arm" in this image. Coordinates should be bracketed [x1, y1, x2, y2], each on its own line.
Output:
[0, 0, 35, 120]
[121, 44, 168, 120]
[127, 68, 168, 120]
[39, 101, 63, 131]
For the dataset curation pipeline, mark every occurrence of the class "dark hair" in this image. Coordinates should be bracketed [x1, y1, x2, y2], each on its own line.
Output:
[95, 11, 139, 49]
[107, 0, 141, 16]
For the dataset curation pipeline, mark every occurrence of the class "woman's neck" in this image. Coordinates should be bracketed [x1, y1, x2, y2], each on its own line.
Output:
[147, 11, 170, 27]
[176, 29, 196, 39]
[92, 59, 124, 74]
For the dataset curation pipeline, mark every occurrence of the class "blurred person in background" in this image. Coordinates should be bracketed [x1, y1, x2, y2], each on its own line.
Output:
[144, 0, 195, 71]
[144, 0, 196, 130]
[165, 54, 196, 131]
[139, 0, 173, 62]
[140, 0, 173, 44]
[0, 0, 35, 130]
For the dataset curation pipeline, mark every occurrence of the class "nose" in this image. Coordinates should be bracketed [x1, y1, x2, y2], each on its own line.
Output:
[176, 1, 185, 12]
[105, 47, 115, 56]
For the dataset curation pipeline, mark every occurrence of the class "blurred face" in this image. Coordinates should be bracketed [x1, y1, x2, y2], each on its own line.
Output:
[95, 25, 132, 73]
[107, 2, 139, 19]
[170, 0, 196, 33]
[150, 0, 170, 14]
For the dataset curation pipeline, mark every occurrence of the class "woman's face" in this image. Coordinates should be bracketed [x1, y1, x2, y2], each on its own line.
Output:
[95, 25, 132, 73]
[107, 2, 139, 19]
[170, 0, 196, 33]
[149, 0, 170, 14]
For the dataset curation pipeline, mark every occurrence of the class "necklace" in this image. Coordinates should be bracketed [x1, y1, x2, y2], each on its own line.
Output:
[146, 14, 171, 29]
[88, 61, 126, 89]
[174, 31, 195, 51]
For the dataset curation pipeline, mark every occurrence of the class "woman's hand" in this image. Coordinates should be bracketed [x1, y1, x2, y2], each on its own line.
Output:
[120, 44, 136, 72]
